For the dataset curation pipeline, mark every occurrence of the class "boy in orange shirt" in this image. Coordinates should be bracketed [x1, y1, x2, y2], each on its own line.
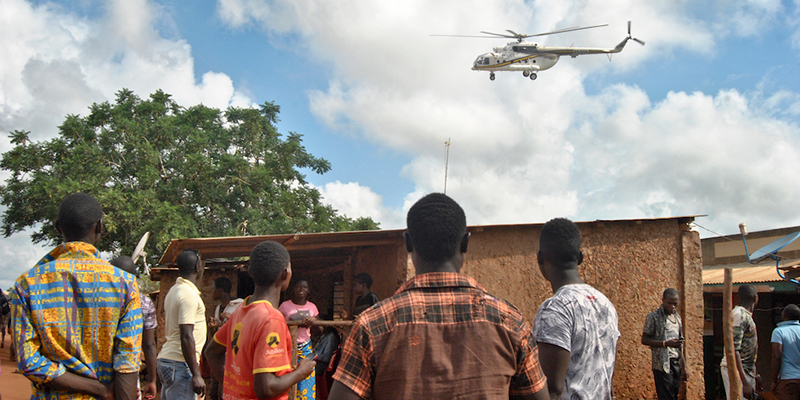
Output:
[205, 241, 316, 400]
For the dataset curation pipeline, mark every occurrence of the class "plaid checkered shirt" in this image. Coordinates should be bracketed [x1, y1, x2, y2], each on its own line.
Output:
[333, 272, 546, 399]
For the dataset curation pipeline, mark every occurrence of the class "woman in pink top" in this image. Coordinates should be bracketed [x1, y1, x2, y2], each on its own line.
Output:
[279, 279, 319, 400]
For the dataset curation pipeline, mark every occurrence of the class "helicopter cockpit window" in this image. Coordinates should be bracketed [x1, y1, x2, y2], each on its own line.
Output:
[482, 58, 489, 65]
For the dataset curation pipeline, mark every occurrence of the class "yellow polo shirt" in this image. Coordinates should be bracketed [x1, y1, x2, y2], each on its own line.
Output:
[158, 277, 207, 362]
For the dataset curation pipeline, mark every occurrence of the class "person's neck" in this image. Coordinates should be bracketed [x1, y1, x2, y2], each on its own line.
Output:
[220, 294, 231, 304]
[548, 268, 584, 293]
[180, 273, 198, 285]
[293, 298, 307, 305]
[739, 301, 755, 312]
[251, 285, 281, 307]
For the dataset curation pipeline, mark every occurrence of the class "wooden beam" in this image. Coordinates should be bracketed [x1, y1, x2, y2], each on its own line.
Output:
[723, 268, 742, 399]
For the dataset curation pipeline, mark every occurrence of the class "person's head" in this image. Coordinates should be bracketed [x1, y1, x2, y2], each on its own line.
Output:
[404, 193, 469, 272]
[783, 304, 800, 321]
[248, 241, 292, 291]
[110, 256, 137, 275]
[56, 193, 104, 244]
[537, 218, 583, 279]
[738, 284, 758, 308]
[212, 277, 233, 301]
[292, 278, 310, 303]
[662, 288, 680, 315]
[353, 273, 373, 295]
[176, 249, 203, 280]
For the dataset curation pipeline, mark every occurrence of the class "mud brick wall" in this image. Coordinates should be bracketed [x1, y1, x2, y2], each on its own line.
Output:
[463, 219, 703, 400]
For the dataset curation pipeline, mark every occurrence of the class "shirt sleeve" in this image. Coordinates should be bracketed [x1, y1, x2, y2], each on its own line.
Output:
[510, 320, 548, 396]
[732, 309, 744, 351]
[643, 312, 656, 337]
[213, 317, 231, 347]
[12, 278, 67, 385]
[332, 318, 374, 399]
[532, 300, 572, 352]
[253, 318, 293, 374]
[177, 292, 198, 325]
[114, 278, 143, 374]
[771, 327, 783, 344]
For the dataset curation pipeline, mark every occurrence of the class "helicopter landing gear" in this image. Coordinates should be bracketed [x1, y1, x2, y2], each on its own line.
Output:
[529, 72, 537, 81]
[489, 72, 495, 81]
[523, 71, 530, 77]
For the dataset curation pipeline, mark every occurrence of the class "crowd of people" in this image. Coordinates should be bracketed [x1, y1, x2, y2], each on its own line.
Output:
[4, 191, 800, 400]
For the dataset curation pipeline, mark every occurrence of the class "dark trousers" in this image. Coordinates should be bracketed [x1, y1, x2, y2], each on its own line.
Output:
[776, 379, 800, 400]
[653, 358, 681, 400]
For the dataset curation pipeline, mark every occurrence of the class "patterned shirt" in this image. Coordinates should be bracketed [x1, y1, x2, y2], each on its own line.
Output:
[141, 295, 157, 331]
[333, 272, 546, 399]
[533, 284, 620, 400]
[12, 242, 142, 400]
[643, 305, 683, 373]
[720, 305, 758, 374]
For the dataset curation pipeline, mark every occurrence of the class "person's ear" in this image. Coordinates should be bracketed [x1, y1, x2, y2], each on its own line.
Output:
[55, 220, 63, 236]
[404, 231, 413, 253]
[537, 250, 545, 266]
[94, 219, 103, 235]
[460, 231, 470, 253]
[577, 251, 584, 265]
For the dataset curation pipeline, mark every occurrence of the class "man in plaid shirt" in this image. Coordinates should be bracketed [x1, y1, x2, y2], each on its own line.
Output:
[329, 193, 548, 400]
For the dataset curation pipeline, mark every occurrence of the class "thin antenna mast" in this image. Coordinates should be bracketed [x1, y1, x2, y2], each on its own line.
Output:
[444, 138, 451, 194]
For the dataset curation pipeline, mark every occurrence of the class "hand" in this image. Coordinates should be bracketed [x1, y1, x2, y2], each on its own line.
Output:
[143, 379, 157, 400]
[220, 312, 231, 320]
[664, 339, 682, 348]
[301, 316, 316, 328]
[295, 357, 316, 378]
[755, 374, 763, 393]
[771, 380, 778, 393]
[742, 382, 755, 399]
[192, 374, 206, 395]
[102, 382, 114, 400]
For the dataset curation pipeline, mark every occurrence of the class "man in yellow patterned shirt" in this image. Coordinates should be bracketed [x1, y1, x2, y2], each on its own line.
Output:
[11, 193, 142, 400]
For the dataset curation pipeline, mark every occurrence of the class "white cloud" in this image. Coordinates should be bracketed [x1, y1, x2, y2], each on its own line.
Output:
[317, 181, 405, 229]
[218, 0, 800, 237]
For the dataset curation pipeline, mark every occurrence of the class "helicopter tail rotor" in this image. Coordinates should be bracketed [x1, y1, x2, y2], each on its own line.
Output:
[627, 21, 645, 46]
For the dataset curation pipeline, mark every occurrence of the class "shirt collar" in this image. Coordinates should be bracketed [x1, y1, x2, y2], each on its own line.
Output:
[36, 241, 101, 267]
[175, 276, 201, 294]
[778, 320, 800, 327]
[396, 272, 484, 294]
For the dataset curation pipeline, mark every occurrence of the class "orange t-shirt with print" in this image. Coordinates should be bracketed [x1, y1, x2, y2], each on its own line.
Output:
[214, 298, 294, 400]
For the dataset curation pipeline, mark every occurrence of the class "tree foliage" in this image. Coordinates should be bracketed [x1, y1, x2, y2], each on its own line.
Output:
[0, 89, 379, 266]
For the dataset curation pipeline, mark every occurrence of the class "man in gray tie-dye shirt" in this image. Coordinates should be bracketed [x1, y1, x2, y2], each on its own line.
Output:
[532, 218, 620, 400]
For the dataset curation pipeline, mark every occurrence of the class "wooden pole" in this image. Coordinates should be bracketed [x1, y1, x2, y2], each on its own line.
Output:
[723, 268, 742, 399]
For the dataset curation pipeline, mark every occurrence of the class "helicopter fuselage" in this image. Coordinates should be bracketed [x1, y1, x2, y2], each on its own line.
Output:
[471, 42, 560, 74]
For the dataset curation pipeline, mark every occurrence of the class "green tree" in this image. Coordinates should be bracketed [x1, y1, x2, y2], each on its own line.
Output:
[0, 89, 379, 268]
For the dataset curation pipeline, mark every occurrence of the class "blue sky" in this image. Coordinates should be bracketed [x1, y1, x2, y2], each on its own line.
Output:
[1, 0, 800, 288]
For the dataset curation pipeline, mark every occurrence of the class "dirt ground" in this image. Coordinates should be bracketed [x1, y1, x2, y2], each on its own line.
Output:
[0, 333, 31, 400]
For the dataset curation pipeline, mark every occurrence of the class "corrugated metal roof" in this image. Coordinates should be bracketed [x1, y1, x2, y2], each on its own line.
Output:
[703, 259, 800, 284]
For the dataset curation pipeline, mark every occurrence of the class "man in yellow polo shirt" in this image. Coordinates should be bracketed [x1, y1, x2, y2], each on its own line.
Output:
[158, 250, 206, 399]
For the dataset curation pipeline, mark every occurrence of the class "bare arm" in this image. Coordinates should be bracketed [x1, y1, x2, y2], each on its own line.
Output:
[641, 333, 682, 349]
[114, 372, 140, 400]
[254, 357, 316, 399]
[46, 373, 112, 400]
[142, 328, 158, 398]
[537, 342, 569, 400]
[329, 381, 364, 400]
[204, 339, 226, 384]
[771, 342, 783, 391]
[735, 350, 754, 397]
[179, 324, 205, 395]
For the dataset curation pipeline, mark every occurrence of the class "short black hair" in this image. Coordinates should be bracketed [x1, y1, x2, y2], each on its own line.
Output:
[663, 288, 679, 299]
[213, 277, 232, 294]
[406, 193, 467, 263]
[57, 193, 103, 240]
[176, 249, 201, 276]
[354, 273, 373, 288]
[739, 284, 757, 302]
[110, 256, 137, 275]
[784, 304, 800, 321]
[249, 241, 290, 287]
[539, 218, 581, 266]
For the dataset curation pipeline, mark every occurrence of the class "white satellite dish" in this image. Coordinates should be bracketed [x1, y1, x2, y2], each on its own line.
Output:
[132, 232, 150, 275]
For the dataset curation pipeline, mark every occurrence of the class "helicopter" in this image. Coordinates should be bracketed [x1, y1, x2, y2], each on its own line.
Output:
[434, 21, 644, 81]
